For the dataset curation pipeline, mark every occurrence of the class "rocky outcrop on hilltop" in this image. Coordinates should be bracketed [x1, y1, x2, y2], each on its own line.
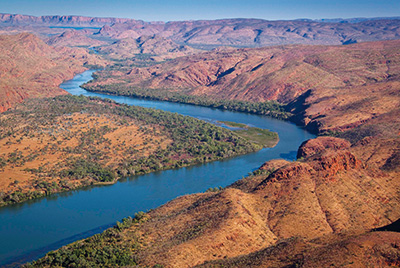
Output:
[0, 33, 106, 112]
[297, 136, 351, 158]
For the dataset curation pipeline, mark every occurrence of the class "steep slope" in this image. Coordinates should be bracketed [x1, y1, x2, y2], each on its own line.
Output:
[0, 32, 105, 112]
[196, 231, 400, 267]
[132, 136, 400, 267]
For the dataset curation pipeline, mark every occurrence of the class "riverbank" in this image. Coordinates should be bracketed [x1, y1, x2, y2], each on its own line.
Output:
[0, 95, 267, 207]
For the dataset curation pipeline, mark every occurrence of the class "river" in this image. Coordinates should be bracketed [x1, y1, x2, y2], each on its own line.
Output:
[0, 70, 315, 266]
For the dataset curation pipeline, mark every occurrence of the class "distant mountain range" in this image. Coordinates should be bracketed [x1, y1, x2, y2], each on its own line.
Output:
[0, 13, 137, 27]
[1, 13, 400, 26]
[1, 13, 400, 47]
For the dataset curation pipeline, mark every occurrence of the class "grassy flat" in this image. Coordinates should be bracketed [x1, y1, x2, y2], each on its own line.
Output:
[218, 121, 279, 148]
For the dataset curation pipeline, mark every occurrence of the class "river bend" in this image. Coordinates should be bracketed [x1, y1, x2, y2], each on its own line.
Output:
[0, 70, 315, 266]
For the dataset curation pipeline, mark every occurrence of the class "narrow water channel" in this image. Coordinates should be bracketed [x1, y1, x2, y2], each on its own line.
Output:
[0, 70, 315, 266]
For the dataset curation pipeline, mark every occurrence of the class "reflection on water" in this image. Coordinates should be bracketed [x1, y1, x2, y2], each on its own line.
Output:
[0, 70, 315, 266]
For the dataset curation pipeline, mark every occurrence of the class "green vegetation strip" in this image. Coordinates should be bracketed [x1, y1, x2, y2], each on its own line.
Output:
[24, 212, 148, 268]
[81, 83, 291, 120]
[218, 121, 279, 148]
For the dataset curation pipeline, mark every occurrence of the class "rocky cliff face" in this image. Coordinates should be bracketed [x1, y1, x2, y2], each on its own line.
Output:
[0, 33, 106, 112]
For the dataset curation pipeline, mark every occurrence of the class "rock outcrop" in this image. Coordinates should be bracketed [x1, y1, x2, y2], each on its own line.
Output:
[297, 136, 351, 158]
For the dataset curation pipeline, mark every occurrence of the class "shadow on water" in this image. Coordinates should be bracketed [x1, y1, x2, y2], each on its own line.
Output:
[3, 223, 116, 268]
[373, 218, 400, 233]
[279, 151, 298, 160]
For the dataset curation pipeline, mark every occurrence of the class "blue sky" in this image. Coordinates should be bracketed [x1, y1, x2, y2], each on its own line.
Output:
[1, 0, 399, 22]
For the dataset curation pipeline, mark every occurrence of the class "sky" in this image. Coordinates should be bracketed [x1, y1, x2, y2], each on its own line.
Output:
[0, 0, 399, 22]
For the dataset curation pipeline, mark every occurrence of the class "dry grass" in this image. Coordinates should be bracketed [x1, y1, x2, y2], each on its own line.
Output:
[0, 112, 171, 200]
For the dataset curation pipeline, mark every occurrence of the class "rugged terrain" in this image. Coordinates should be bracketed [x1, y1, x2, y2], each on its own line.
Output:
[1, 12, 399, 268]
[84, 39, 400, 134]
[96, 35, 200, 62]
[0, 32, 105, 112]
[96, 18, 400, 47]
[45, 29, 107, 48]
[27, 38, 400, 268]
[28, 133, 400, 267]
[2, 13, 400, 48]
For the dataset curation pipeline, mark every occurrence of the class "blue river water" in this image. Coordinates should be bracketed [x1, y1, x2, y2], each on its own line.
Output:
[0, 70, 315, 266]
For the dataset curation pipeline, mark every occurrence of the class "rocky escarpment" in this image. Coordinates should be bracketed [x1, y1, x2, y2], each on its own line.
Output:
[297, 136, 351, 159]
